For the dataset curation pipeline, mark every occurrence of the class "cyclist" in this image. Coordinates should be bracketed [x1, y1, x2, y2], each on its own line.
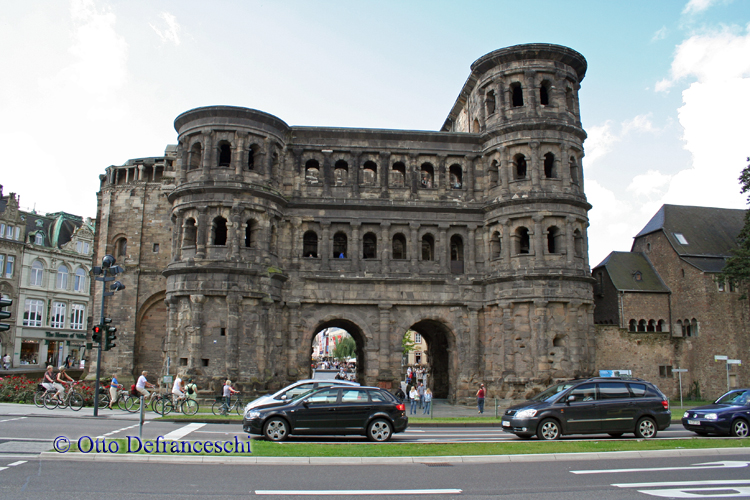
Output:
[42, 365, 56, 395]
[171, 373, 185, 411]
[56, 366, 74, 401]
[184, 378, 198, 402]
[136, 370, 155, 398]
[222, 379, 239, 412]
[109, 373, 123, 410]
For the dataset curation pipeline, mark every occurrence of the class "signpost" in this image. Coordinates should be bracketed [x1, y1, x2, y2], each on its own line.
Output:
[715, 355, 742, 393]
[673, 368, 688, 409]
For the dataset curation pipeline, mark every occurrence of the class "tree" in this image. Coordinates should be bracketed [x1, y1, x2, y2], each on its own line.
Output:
[402, 330, 417, 356]
[720, 157, 750, 299]
[331, 335, 356, 361]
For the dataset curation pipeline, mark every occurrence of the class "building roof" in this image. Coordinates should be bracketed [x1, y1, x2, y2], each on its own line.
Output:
[634, 204, 746, 272]
[22, 211, 85, 249]
[593, 251, 670, 293]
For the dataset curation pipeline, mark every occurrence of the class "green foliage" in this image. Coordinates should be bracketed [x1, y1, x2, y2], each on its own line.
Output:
[720, 158, 750, 299]
[331, 335, 356, 360]
[402, 331, 417, 355]
[686, 380, 702, 401]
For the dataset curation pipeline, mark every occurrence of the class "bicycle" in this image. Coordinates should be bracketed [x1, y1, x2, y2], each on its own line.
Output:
[153, 394, 199, 416]
[43, 381, 84, 411]
[34, 385, 56, 408]
[123, 389, 158, 413]
[107, 386, 129, 411]
[212, 393, 243, 416]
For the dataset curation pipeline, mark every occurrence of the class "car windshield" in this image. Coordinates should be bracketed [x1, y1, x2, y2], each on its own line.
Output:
[715, 390, 750, 405]
[529, 382, 576, 402]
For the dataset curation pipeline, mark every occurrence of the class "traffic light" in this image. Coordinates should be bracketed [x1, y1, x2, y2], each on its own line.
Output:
[103, 318, 116, 351]
[92, 324, 103, 344]
[0, 298, 11, 332]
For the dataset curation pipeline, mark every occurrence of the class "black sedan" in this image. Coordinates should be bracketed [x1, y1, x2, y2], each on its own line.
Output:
[243, 385, 408, 442]
[682, 389, 750, 437]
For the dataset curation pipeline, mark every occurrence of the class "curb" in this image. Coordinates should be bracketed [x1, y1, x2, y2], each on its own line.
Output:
[38, 447, 750, 465]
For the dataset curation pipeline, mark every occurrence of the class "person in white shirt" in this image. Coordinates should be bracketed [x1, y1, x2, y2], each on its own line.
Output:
[172, 374, 184, 399]
[136, 370, 154, 398]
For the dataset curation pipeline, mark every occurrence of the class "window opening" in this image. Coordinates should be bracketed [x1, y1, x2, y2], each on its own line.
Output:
[510, 82, 524, 107]
[212, 217, 227, 246]
[421, 234, 434, 261]
[30, 261, 43, 286]
[514, 154, 527, 179]
[363, 232, 377, 259]
[305, 159, 320, 184]
[362, 161, 377, 185]
[420, 163, 434, 188]
[189, 142, 202, 170]
[218, 141, 231, 167]
[516, 227, 530, 254]
[486, 90, 496, 115]
[449, 164, 462, 189]
[183, 219, 196, 247]
[491, 231, 501, 259]
[57, 265, 69, 290]
[391, 162, 406, 187]
[392, 234, 407, 260]
[674, 233, 688, 245]
[334, 160, 348, 186]
[547, 226, 560, 253]
[543, 153, 556, 178]
[489, 160, 499, 187]
[540, 81, 550, 106]
[303, 231, 318, 258]
[333, 232, 347, 258]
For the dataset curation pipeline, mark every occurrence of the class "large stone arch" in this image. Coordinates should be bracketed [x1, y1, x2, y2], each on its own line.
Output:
[134, 291, 167, 379]
[302, 314, 370, 386]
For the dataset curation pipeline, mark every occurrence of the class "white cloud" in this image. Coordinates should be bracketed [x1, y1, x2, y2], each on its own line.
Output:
[626, 170, 672, 198]
[585, 114, 659, 168]
[150, 12, 180, 46]
[682, 0, 720, 15]
[652, 26, 668, 42]
[621, 113, 656, 135]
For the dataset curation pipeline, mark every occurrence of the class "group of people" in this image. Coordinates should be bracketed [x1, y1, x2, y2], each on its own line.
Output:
[407, 382, 432, 415]
[41, 365, 75, 403]
[405, 365, 427, 387]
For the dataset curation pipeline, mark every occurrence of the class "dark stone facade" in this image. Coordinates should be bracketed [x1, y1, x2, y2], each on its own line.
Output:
[92, 44, 595, 401]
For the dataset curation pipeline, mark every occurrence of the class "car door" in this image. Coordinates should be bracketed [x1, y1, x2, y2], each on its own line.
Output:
[598, 382, 637, 432]
[336, 388, 373, 431]
[562, 383, 601, 434]
[278, 382, 316, 402]
[293, 387, 341, 433]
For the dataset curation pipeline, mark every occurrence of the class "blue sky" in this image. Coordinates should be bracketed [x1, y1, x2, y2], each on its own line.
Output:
[1, 0, 749, 265]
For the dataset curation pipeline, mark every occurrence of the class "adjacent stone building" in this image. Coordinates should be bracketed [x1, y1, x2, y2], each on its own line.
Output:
[594, 205, 749, 399]
[92, 43, 595, 401]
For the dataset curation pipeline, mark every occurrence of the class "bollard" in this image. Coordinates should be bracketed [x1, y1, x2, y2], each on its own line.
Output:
[139, 395, 145, 439]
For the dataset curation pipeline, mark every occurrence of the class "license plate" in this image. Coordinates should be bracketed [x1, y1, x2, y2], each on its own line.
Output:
[688, 420, 700, 425]
[502, 421, 510, 427]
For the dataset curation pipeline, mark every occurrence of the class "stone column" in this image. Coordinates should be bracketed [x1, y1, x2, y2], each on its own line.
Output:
[195, 208, 208, 259]
[499, 147, 510, 196]
[170, 212, 180, 262]
[380, 222, 390, 273]
[138, 165, 145, 182]
[378, 303, 393, 379]
[484, 225, 492, 266]
[527, 70, 538, 116]
[257, 305, 269, 375]
[409, 153, 419, 197]
[322, 150, 332, 197]
[532, 215, 543, 268]
[379, 152, 390, 198]
[469, 305, 481, 373]
[351, 222, 361, 272]
[530, 141, 540, 190]
[321, 221, 331, 267]
[438, 224, 449, 273]
[286, 301, 301, 377]
[568, 301, 582, 370]
[582, 221, 590, 268]
[467, 225, 477, 274]
[202, 130, 213, 179]
[565, 216, 575, 265]
[409, 222, 419, 273]
[234, 133, 245, 178]
[179, 146, 188, 183]
[188, 295, 206, 370]
[533, 300, 549, 376]
[229, 206, 242, 260]
[292, 148, 303, 197]
[578, 155, 586, 193]
[226, 292, 241, 377]
[501, 302, 513, 376]
[291, 218, 301, 265]
[466, 155, 477, 199]
[164, 296, 178, 375]
[351, 151, 361, 196]
[437, 154, 447, 196]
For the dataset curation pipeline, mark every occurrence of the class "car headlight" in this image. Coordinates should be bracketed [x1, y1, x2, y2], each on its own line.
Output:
[515, 409, 538, 419]
[245, 410, 261, 419]
[683, 411, 689, 418]
[704, 413, 718, 420]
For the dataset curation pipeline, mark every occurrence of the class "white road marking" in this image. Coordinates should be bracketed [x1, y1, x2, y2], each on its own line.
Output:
[572, 461, 749, 474]
[7, 461, 27, 467]
[161, 423, 206, 441]
[96, 422, 150, 439]
[637, 486, 750, 498]
[0, 468, 7, 472]
[255, 489, 462, 495]
[0, 417, 27, 423]
[614, 480, 750, 489]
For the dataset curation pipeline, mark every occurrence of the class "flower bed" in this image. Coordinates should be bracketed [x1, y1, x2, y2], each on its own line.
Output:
[0, 375, 104, 406]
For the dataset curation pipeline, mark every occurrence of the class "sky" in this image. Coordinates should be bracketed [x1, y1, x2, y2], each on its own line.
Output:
[1, 0, 749, 266]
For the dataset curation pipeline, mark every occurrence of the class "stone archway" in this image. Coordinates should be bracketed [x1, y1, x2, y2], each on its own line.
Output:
[409, 319, 455, 400]
[308, 319, 367, 384]
[134, 292, 166, 379]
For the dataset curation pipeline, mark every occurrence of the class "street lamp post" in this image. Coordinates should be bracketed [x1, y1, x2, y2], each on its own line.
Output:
[92, 255, 124, 417]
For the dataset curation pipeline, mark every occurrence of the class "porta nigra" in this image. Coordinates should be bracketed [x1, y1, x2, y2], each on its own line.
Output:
[92, 43, 595, 402]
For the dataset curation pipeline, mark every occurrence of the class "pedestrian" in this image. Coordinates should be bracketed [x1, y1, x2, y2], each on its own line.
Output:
[417, 382, 425, 409]
[394, 387, 405, 402]
[476, 383, 486, 414]
[108, 373, 122, 410]
[223, 379, 239, 412]
[409, 385, 419, 415]
[2, 353, 9, 370]
[422, 388, 432, 415]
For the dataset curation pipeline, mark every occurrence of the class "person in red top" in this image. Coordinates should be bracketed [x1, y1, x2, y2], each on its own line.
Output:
[476, 383, 486, 414]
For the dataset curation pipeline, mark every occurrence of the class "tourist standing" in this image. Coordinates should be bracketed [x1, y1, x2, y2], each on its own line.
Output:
[423, 388, 432, 415]
[476, 383, 486, 414]
[409, 385, 419, 415]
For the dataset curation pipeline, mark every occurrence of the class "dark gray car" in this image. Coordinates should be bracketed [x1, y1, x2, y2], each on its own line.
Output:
[501, 377, 671, 440]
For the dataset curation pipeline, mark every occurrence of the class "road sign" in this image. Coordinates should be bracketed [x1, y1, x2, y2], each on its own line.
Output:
[715, 355, 728, 361]
[728, 359, 742, 365]
[672, 368, 688, 373]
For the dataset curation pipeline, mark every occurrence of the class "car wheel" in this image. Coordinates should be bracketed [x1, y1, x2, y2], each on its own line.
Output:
[635, 417, 657, 438]
[537, 418, 561, 441]
[263, 418, 289, 442]
[608, 433, 623, 438]
[731, 419, 749, 438]
[367, 418, 393, 442]
[516, 433, 533, 439]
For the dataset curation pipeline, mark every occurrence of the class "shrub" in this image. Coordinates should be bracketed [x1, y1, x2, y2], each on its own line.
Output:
[0, 375, 38, 404]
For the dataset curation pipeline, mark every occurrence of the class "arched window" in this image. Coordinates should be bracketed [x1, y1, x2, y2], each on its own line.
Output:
[74, 268, 87, 292]
[270, 223, 278, 254]
[544, 153, 556, 178]
[392, 234, 407, 260]
[34, 232, 44, 245]
[486, 90, 496, 115]
[491, 231, 502, 259]
[183, 219, 196, 247]
[245, 219, 256, 248]
[333, 232, 347, 258]
[30, 260, 44, 286]
[647, 320, 656, 332]
[514, 154, 527, 179]
[211, 216, 227, 246]
[420, 163, 434, 188]
[363, 232, 377, 259]
[489, 160, 499, 188]
[218, 141, 231, 167]
[691, 318, 698, 337]
[449, 164, 462, 189]
[540, 81, 551, 106]
[248, 143, 260, 170]
[116, 238, 127, 258]
[515, 227, 530, 255]
[573, 229, 583, 257]
[511, 82, 524, 107]
[472, 119, 480, 133]
[629, 319, 637, 332]
[676, 319, 683, 335]
[334, 160, 348, 186]
[450, 235, 464, 274]
[362, 161, 377, 185]
[657, 320, 666, 332]
[391, 162, 406, 187]
[57, 265, 69, 290]
[189, 142, 202, 170]
[637, 319, 647, 332]
[421, 234, 434, 261]
[303, 231, 318, 258]
[305, 159, 320, 184]
[566, 87, 574, 111]
[570, 156, 580, 185]
[547, 226, 561, 253]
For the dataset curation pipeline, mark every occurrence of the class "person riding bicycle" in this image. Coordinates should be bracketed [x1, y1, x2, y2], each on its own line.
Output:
[109, 373, 123, 410]
[42, 365, 56, 394]
[184, 378, 198, 401]
[222, 379, 239, 412]
[171, 373, 185, 411]
[136, 370, 155, 398]
[55, 366, 74, 401]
